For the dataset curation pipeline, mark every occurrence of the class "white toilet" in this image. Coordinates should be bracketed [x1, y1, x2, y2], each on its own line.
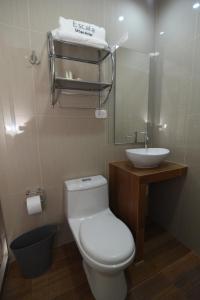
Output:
[64, 175, 135, 300]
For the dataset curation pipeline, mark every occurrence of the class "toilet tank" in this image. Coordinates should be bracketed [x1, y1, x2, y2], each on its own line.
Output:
[64, 175, 109, 219]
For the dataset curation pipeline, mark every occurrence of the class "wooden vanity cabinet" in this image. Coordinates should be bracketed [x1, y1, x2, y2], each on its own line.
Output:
[109, 161, 187, 262]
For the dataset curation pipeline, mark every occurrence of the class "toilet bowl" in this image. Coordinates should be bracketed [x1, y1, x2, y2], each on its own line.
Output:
[64, 175, 135, 300]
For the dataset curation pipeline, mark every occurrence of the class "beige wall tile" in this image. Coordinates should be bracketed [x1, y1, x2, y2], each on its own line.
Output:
[0, 24, 35, 118]
[29, 0, 60, 32]
[2, 116, 41, 195]
[37, 115, 106, 187]
[0, 0, 29, 29]
[60, 0, 105, 27]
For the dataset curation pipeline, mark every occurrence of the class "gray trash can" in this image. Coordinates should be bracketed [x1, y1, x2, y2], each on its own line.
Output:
[10, 224, 57, 278]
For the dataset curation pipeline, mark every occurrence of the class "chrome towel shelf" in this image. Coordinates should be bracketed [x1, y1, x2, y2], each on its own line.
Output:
[52, 38, 111, 64]
[55, 78, 111, 91]
[47, 32, 114, 107]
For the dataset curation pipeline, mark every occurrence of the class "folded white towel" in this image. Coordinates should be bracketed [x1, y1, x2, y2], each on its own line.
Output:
[52, 17, 108, 49]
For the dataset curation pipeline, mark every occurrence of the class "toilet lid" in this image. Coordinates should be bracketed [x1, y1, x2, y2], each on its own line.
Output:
[79, 212, 134, 265]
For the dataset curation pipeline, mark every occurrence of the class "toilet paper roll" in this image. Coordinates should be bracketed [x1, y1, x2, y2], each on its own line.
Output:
[26, 195, 42, 215]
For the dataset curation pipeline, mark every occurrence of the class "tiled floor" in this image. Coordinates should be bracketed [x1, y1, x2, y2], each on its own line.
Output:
[2, 223, 200, 300]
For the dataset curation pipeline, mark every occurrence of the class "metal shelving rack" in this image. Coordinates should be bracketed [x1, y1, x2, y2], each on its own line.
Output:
[47, 32, 114, 107]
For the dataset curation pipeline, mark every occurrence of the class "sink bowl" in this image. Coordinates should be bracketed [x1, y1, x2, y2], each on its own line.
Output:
[125, 148, 170, 168]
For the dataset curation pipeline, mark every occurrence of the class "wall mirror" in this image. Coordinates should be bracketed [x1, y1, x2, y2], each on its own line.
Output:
[114, 47, 150, 144]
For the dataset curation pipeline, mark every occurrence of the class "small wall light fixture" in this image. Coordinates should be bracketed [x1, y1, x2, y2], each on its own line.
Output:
[193, 2, 200, 9]
[118, 16, 124, 22]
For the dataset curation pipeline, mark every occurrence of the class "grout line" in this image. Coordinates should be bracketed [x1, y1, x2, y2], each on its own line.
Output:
[30, 74, 44, 191]
[27, 0, 31, 32]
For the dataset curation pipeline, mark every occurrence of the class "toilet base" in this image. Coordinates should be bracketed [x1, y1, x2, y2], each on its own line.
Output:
[83, 260, 127, 300]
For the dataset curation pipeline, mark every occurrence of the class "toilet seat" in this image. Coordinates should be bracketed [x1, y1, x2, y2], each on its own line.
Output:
[79, 212, 134, 265]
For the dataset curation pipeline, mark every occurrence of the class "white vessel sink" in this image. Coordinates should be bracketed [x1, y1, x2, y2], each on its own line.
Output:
[125, 148, 170, 168]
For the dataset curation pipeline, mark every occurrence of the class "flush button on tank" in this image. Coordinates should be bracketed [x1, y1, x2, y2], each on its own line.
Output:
[82, 178, 91, 182]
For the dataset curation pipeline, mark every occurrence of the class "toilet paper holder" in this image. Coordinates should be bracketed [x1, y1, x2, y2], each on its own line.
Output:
[25, 188, 46, 205]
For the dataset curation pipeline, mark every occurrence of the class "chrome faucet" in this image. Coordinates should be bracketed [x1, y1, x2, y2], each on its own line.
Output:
[141, 131, 149, 149]
[134, 131, 149, 148]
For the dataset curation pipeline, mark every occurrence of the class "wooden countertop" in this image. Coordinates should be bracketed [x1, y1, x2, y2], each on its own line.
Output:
[109, 161, 187, 184]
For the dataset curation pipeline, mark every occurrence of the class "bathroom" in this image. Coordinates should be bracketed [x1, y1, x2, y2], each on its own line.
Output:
[0, 0, 200, 299]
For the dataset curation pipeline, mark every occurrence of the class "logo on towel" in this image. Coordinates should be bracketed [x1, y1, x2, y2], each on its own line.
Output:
[73, 21, 95, 37]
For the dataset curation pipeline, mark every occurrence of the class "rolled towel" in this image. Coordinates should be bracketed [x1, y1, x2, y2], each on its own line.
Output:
[52, 17, 108, 49]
